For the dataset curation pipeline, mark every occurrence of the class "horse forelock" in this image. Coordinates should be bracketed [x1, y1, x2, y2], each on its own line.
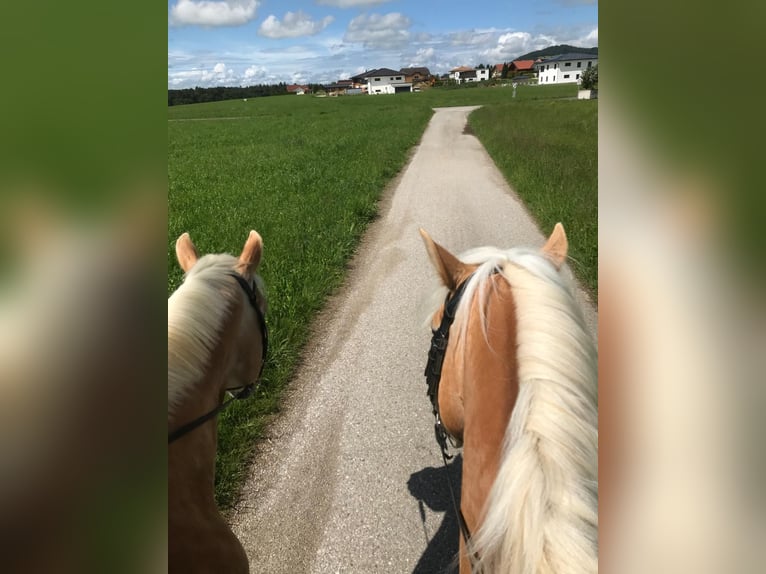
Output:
[168, 254, 259, 414]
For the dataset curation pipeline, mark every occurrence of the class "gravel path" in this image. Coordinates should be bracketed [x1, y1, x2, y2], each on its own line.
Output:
[230, 105, 597, 574]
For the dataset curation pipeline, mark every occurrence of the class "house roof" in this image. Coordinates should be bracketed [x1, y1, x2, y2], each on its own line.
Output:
[511, 59, 535, 70]
[450, 66, 474, 72]
[286, 84, 309, 92]
[400, 67, 430, 76]
[494, 63, 504, 72]
[539, 53, 597, 63]
[357, 68, 403, 78]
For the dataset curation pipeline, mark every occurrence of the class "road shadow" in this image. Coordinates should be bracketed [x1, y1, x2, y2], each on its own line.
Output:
[407, 455, 463, 574]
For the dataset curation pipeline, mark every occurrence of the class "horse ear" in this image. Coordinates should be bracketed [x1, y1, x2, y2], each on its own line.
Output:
[175, 232, 199, 272]
[542, 222, 568, 269]
[237, 230, 262, 275]
[419, 228, 466, 290]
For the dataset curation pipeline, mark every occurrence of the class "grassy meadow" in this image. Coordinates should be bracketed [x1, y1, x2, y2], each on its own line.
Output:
[469, 99, 598, 295]
[168, 82, 594, 508]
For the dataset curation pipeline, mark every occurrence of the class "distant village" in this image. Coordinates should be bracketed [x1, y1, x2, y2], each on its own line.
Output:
[286, 52, 598, 97]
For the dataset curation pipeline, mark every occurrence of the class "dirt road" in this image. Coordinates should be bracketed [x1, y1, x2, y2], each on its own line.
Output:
[231, 106, 597, 573]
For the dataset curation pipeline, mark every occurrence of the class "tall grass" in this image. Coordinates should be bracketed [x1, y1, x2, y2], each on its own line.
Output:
[468, 99, 597, 296]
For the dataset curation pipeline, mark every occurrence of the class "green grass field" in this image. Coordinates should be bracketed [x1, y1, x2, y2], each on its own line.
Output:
[168, 82, 593, 509]
[469, 99, 597, 295]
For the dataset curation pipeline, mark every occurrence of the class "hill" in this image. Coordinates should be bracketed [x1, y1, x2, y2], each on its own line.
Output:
[515, 45, 598, 61]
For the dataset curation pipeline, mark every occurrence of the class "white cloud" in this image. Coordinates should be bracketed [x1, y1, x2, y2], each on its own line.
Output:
[169, 0, 259, 27]
[344, 12, 411, 48]
[169, 61, 241, 87]
[448, 29, 501, 47]
[481, 31, 577, 61]
[316, 0, 392, 7]
[581, 27, 598, 45]
[243, 65, 268, 80]
[258, 11, 334, 39]
[412, 47, 434, 62]
[202, 62, 236, 83]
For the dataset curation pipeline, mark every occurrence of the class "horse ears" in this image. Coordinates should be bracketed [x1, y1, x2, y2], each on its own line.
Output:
[237, 230, 263, 275]
[175, 232, 199, 273]
[542, 222, 568, 269]
[419, 228, 466, 290]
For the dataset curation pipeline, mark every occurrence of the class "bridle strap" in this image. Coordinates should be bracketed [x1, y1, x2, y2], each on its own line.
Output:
[440, 440, 476, 560]
[424, 274, 476, 550]
[424, 270, 498, 564]
[168, 384, 253, 444]
[168, 271, 268, 445]
[425, 274, 473, 421]
[227, 272, 269, 381]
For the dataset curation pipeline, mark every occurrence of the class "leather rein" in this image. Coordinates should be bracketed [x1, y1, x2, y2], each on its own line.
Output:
[168, 272, 268, 445]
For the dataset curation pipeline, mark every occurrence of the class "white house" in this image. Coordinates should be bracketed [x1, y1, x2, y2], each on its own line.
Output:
[449, 66, 490, 84]
[534, 53, 597, 85]
[355, 68, 412, 95]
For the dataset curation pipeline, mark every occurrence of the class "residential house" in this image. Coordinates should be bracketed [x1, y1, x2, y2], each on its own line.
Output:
[354, 68, 412, 94]
[400, 67, 432, 87]
[534, 53, 597, 85]
[510, 59, 535, 74]
[325, 79, 357, 96]
[492, 63, 506, 79]
[449, 66, 490, 84]
[286, 84, 309, 95]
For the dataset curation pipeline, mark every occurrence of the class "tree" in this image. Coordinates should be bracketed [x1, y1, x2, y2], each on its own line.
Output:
[580, 64, 598, 90]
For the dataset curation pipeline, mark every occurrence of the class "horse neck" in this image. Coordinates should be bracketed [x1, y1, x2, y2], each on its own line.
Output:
[459, 276, 520, 527]
[169, 303, 243, 501]
[169, 374, 226, 503]
[470, 265, 598, 574]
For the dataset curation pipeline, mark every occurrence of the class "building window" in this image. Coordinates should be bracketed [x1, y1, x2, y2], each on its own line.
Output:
[587, 61, 592, 68]
[564, 74, 570, 79]
[374, 78, 380, 81]
[577, 62, 582, 68]
[565, 62, 571, 67]
[555, 64, 558, 69]
[389, 77, 393, 80]
[396, 76, 402, 80]
[576, 73, 580, 79]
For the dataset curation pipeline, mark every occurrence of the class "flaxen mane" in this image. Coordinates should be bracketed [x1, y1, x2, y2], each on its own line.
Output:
[438, 246, 598, 574]
[167, 254, 263, 413]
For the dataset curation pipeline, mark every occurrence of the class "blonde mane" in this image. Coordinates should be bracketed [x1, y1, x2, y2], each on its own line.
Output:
[439, 246, 598, 574]
[168, 254, 242, 413]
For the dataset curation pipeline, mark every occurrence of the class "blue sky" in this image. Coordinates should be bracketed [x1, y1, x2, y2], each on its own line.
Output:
[168, 0, 597, 88]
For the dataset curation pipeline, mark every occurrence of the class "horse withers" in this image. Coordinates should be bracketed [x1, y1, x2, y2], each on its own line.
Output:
[168, 231, 268, 574]
[420, 224, 598, 574]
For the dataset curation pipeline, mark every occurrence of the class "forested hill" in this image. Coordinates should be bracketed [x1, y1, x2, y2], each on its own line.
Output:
[516, 45, 598, 60]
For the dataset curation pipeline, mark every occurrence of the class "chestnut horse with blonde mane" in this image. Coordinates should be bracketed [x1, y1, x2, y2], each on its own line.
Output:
[168, 231, 268, 574]
[420, 224, 598, 574]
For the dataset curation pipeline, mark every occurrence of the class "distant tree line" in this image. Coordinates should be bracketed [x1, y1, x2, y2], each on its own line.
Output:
[168, 83, 290, 106]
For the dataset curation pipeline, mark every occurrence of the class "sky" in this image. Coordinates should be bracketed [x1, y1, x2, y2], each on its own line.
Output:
[168, 0, 598, 89]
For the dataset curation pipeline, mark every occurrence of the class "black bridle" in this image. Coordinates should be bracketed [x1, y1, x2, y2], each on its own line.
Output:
[424, 273, 476, 552]
[168, 272, 269, 445]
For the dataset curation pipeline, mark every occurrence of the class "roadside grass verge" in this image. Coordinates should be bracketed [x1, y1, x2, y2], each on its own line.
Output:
[468, 99, 598, 296]
[169, 96, 432, 509]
